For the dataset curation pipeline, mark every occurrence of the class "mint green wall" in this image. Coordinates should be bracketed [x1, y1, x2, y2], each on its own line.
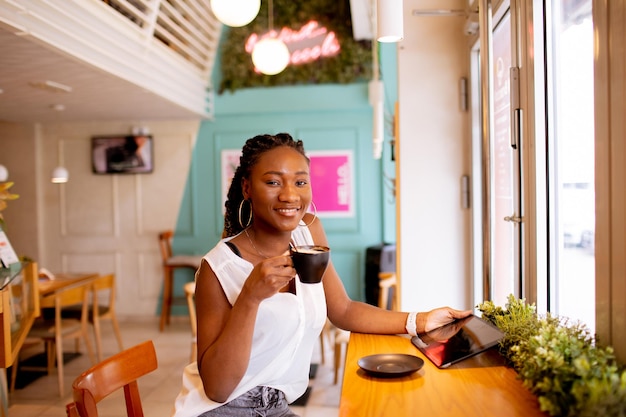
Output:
[170, 43, 397, 308]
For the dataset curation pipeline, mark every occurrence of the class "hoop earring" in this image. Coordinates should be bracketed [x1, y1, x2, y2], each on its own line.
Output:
[300, 201, 317, 228]
[238, 199, 253, 228]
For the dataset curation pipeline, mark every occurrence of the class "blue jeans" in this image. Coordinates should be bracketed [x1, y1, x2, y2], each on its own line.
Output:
[198, 386, 299, 417]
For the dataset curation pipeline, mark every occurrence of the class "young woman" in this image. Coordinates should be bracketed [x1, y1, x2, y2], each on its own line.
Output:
[172, 133, 471, 417]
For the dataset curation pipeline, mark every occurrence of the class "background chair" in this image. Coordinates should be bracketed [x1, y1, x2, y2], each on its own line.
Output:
[378, 272, 398, 311]
[319, 320, 331, 365]
[184, 281, 197, 363]
[158, 230, 203, 331]
[329, 272, 397, 385]
[63, 274, 124, 362]
[65, 340, 158, 417]
[333, 326, 350, 385]
[27, 282, 96, 397]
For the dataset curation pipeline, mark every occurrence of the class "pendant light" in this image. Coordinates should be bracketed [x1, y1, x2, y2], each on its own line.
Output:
[210, 0, 260, 27]
[50, 104, 69, 184]
[51, 166, 69, 183]
[251, 0, 290, 75]
[377, 0, 404, 42]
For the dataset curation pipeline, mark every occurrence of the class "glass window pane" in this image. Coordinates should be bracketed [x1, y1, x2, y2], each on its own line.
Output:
[550, 0, 595, 332]
[492, 11, 516, 306]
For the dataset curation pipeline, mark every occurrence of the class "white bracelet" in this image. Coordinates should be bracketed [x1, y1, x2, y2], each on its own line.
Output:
[405, 312, 418, 336]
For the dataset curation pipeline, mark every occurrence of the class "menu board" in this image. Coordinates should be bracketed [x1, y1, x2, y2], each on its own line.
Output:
[0, 230, 19, 267]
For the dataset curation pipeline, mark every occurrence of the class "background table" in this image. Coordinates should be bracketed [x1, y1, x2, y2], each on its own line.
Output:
[339, 332, 548, 417]
[38, 272, 98, 300]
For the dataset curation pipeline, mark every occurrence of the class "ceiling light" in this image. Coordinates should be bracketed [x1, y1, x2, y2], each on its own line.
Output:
[251, 0, 290, 75]
[210, 0, 260, 27]
[252, 38, 290, 75]
[377, 0, 404, 42]
[29, 80, 73, 93]
[51, 166, 69, 184]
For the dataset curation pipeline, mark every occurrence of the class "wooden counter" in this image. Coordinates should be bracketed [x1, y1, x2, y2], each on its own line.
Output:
[0, 262, 39, 369]
[339, 332, 547, 417]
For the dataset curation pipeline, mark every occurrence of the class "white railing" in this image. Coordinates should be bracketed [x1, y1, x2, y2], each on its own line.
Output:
[0, 0, 222, 118]
[101, 0, 221, 77]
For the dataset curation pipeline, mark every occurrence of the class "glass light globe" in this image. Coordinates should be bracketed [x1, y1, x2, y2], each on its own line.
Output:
[251, 37, 290, 75]
[210, 0, 260, 27]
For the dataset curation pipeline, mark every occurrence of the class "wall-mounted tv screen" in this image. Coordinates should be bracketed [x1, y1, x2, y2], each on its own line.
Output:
[92, 135, 154, 174]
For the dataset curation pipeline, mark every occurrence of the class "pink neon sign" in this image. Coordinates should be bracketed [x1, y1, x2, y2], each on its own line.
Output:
[245, 20, 341, 68]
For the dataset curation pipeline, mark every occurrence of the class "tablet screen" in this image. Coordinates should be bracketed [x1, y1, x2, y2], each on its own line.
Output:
[411, 314, 504, 368]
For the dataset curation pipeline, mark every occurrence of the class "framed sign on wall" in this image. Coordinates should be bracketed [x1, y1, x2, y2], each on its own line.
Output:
[220, 149, 354, 218]
[92, 135, 154, 174]
[308, 150, 354, 218]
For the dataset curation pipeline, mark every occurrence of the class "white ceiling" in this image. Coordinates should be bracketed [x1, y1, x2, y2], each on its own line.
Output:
[0, 0, 377, 125]
[0, 27, 203, 124]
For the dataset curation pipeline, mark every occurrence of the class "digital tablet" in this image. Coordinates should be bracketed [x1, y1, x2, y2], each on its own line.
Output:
[411, 314, 504, 368]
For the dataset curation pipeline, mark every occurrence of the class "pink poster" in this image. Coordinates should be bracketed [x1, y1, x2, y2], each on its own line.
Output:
[221, 149, 354, 218]
[308, 150, 353, 217]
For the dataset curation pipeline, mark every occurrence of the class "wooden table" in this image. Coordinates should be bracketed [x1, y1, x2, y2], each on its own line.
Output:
[38, 272, 98, 306]
[339, 333, 548, 417]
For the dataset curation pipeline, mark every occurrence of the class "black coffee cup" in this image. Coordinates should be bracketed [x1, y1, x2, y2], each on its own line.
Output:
[290, 245, 330, 284]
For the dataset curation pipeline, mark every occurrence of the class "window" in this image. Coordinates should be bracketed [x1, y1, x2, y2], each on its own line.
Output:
[548, 0, 595, 332]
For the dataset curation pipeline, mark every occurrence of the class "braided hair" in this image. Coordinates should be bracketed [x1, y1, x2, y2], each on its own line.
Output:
[222, 133, 308, 238]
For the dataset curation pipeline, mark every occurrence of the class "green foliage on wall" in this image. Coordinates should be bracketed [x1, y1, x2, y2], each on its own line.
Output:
[218, 0, 372, 94]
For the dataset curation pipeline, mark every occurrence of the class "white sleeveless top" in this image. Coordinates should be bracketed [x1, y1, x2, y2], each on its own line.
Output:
[171, 226, 327, 417]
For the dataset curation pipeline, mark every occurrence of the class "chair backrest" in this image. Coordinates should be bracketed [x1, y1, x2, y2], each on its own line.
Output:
[92, 273, 116, 313]
[68, 340, 158, 417]
[39, 282, 89, 310]
[47, 283, 91, 325]
[158, 230, 174, 264]
[378, 272, 398, 311]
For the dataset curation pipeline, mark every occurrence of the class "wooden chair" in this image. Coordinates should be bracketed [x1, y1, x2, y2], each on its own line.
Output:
[65, 340, 158, 417]
[319, 320, 330, 365]
[378, 272, 399, 311]
[158, 230, 203, 331]
[330, 272, 397, 385]
[333, 326, 350, 384]
[27, 282, 96, 397]
[63, 274, 124, 362]
[183, 281, 197, 363]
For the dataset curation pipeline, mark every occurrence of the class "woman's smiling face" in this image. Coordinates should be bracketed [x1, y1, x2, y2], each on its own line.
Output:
[243, 146, 312, 232]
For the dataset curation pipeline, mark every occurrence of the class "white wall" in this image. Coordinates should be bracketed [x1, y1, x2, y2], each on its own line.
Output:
[0, 122, 39, 260]
[397, 0, 472, 311]
[1, 120, 200, 317]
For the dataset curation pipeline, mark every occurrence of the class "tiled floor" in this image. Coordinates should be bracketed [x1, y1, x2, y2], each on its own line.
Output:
[6, 317, 343, 417]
